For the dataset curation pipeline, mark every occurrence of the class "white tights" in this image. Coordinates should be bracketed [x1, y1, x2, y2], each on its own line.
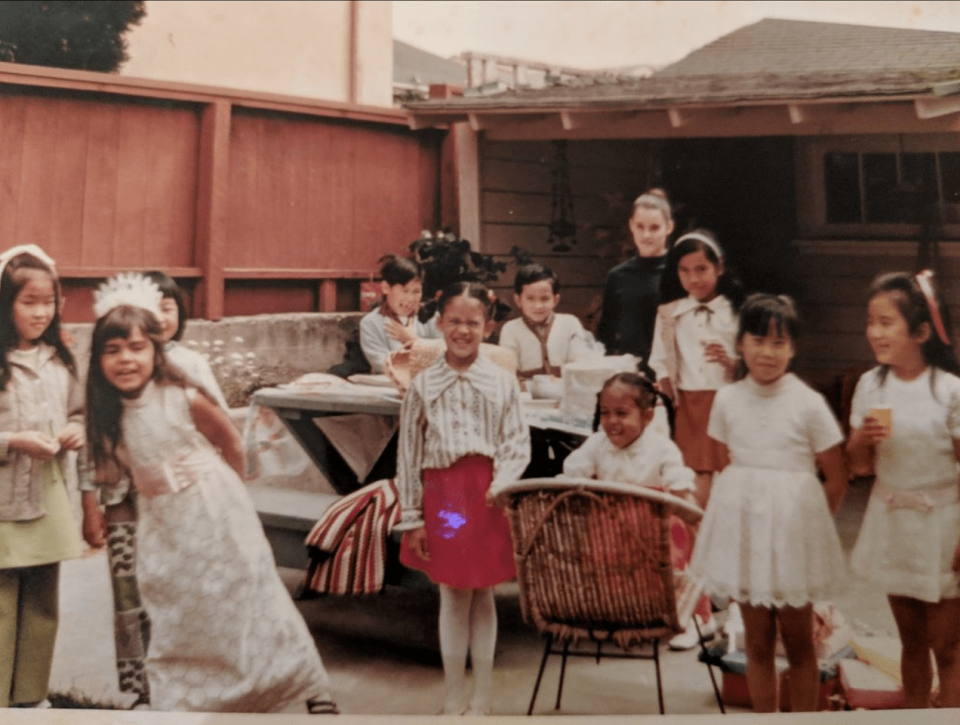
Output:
[438, 584, 498, 714]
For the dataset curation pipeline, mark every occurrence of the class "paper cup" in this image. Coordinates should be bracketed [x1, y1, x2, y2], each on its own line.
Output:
[867, 407, 892, 437]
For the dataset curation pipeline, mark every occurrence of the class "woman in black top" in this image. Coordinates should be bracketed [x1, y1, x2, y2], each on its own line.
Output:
[597, 189, 675, 374]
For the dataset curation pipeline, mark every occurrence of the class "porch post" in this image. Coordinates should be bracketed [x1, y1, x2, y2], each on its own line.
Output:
[453, 123, 481, 248]
[195, 100, 231, 320]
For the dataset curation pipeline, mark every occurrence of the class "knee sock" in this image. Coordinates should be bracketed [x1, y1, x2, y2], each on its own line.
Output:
[438, 585, 472, 713]
[467, 587, 497, 712]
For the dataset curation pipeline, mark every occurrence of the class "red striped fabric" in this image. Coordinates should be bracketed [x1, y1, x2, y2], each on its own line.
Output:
[303, 478, 401, 595]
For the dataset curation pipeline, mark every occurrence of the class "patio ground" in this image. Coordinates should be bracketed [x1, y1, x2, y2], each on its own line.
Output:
[46, 479, 903, 717]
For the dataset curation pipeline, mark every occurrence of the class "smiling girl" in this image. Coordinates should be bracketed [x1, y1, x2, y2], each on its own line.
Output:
[847, 271, 960, 708]
[396, 281, 530, 715]
[690, 294, 848, 712]
[0, 245, 83, 709]
[82, 275, 335, 714]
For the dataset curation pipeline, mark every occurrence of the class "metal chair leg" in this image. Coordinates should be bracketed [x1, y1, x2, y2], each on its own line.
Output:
[555, 640, 570, 710]
[652, 637, 665, 715]
[527, 634, 552, 716]
[694, 617, 726, 713]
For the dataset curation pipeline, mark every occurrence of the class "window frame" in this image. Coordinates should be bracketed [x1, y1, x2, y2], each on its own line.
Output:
[796, 134, 960, 240]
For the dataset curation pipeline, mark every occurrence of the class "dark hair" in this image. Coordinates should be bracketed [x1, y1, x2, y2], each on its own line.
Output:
[513, 263, 559, 295]
[734, 293, 800, 380]
[86, 305, 187, 475]
[0, 252, 75, 390]
[660, 229, 744, 310]
[144, 270, 187, 341]
[437, 281, 495, 321]
[869, 272, 960, 383]
[592, 371, 675, 438]
[379, 255, 423, 287]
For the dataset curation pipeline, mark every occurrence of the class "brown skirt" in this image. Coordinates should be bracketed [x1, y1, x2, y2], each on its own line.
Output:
[674, 389, 729, 473]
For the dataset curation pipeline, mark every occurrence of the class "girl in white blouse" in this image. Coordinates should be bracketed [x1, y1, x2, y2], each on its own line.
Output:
[649, 230, 742, 509]
[847, 271, 960, 709]
[396, 281, 530, 716]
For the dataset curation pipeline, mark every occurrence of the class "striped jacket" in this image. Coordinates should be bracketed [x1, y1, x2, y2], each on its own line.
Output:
[303, 478, 401, 595]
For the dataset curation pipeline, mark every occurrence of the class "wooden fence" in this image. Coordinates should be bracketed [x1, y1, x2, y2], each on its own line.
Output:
[0, 63, 447, 322]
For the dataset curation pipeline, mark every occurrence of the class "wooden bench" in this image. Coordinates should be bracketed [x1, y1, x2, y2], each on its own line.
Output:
[246, 485, 340, 569]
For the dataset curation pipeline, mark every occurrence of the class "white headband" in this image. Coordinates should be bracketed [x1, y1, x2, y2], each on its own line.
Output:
[676, 232, 723, 261]
[93, 273, 163, 319]
[0, 244, 57, 293]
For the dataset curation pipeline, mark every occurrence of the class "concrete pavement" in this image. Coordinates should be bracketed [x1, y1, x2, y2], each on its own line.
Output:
[49, 481, 897, 716]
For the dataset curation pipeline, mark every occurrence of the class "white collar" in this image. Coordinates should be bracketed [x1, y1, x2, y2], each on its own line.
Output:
[419, 353, 503, 405]
[671, 295, 729, 318]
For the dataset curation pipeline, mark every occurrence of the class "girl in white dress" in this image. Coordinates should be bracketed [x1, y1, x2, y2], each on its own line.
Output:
[689, 294, 848, 712]
[847, 271, 960, 709]
[82, 275, 335, 714]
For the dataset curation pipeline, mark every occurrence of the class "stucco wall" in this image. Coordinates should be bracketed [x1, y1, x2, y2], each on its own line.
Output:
[122, 1, 393, 106]
[66, 312, 363, 387]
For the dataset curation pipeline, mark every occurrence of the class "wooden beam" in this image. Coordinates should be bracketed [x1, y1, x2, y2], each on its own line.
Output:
[319, 279, 338, 312]
[222, 268, 371, 279]
[667, 108, 687, 128]
[788, 104, 809, 124]
[560, 111, 579, 131]
[915, 96, 960, 120]
[195, 101, 231, 320]
[454, 124, 481, 245]
[483, 101, 960, 141]
[58, 267, 203, 279]
[468, 113, 484, 131]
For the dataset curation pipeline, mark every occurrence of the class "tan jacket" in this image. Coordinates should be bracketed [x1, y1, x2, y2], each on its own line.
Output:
[0, 344, 84, 521]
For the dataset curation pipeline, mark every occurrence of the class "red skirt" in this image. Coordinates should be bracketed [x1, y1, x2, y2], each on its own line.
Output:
[400, 455, 516, 589]
[674, 389, 729, 473]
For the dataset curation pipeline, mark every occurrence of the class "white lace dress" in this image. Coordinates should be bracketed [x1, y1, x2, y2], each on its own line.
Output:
[118, 381, 330, 712]
[849, 367, 960, 603]
[689, 374, 847, 607]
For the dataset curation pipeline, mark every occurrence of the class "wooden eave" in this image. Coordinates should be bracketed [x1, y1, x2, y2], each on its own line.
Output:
[406, 89, 960, 140]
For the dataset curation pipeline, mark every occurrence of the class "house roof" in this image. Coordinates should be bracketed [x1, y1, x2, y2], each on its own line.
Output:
[403, 18, 960, 140]
[393, 39, 467, 89]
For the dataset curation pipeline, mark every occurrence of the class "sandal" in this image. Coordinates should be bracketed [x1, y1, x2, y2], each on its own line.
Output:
[307, 697, 340, 715]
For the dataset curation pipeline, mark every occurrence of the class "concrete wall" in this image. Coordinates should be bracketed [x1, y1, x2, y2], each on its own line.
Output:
[66, 311, 363, 388]
[122, 1, 393, 106]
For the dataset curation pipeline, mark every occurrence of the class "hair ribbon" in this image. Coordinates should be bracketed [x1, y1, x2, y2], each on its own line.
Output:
[915, 269, 950, 345]
[0, 244, 57, 294]
[676, 232, 723, 261]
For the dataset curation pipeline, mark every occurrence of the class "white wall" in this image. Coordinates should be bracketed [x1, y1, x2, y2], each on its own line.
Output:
[122, 0, 393, 106]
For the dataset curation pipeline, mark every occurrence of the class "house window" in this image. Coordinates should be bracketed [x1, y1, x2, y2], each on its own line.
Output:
[799, 135, 960, 239]
[824, 151, 960, 225]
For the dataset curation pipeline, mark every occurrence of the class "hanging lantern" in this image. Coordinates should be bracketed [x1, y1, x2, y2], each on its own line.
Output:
[546, 140, 577, 252]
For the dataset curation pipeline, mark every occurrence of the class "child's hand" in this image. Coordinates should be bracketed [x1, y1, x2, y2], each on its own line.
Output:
[11, 431, 61, 460]
[56, 422, 85, 451]
[404, 528, 430, 561]
[703, 342, 735, 376]
[81, 492, 107, 549]
[384, 318, 417, 346]
[860, 415, 890, 444]
[485, 488, 506, 507]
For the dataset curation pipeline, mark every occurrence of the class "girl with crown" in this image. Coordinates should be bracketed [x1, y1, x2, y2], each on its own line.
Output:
[80, 274, 337, 714]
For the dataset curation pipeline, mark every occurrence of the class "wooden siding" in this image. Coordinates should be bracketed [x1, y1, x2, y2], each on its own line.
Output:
[478, 138, 661, 326]
[0, 64, 443, 322]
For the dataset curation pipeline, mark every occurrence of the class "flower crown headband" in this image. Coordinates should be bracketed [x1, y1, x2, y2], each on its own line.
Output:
[93, 273, 163, 319]
[675, 232, 723, 261]
[0, 244, 57, 294]
[915, 269, 950, 345]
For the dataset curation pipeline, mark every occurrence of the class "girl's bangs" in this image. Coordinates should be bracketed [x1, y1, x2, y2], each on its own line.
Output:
[740, 306, 794, 339]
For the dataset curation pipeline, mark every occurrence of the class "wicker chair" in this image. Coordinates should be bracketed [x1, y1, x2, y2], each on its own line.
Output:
[501, 477, 725, 715]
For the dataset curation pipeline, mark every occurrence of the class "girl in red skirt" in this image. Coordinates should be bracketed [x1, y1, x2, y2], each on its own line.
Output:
[396, 281, 530, 715]
[648, 230, 743, 648]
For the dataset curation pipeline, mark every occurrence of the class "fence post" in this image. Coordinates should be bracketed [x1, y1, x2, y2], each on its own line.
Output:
[196, 100, 231, 320]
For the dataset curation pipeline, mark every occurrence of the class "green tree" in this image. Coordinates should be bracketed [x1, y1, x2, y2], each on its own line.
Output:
[0, 1, 145, 72]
